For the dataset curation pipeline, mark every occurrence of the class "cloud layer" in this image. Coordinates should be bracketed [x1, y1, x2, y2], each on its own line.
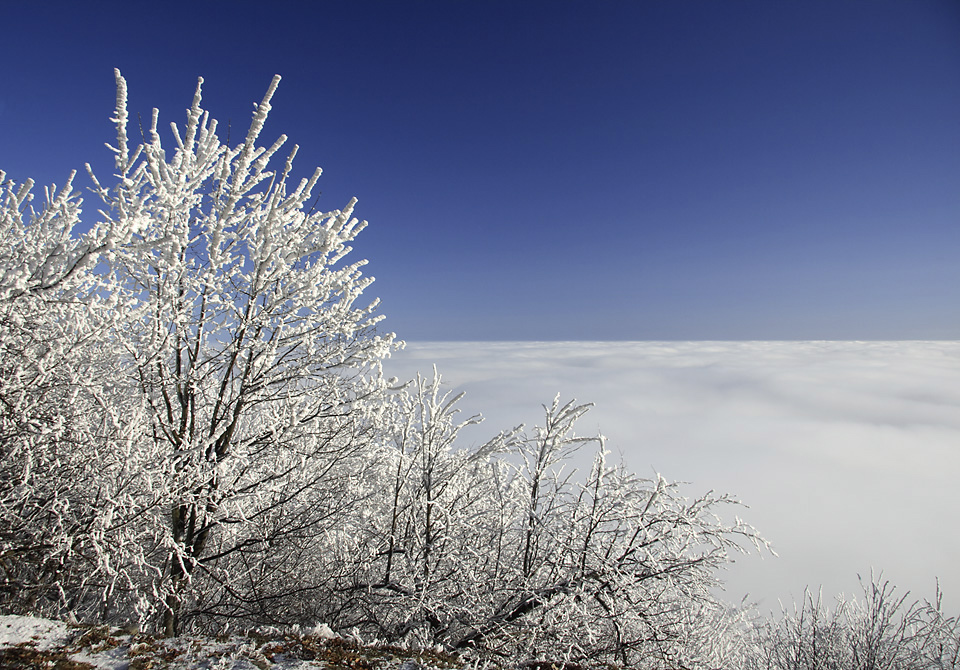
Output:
[384, 341, 960, 613]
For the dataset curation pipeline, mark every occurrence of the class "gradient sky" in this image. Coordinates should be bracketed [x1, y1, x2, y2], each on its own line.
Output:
[2, 0, 958, 339]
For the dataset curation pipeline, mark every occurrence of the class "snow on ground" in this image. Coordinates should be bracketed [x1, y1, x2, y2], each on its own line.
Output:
[0, 614, 470, 669]
[0, 615, 73, 650]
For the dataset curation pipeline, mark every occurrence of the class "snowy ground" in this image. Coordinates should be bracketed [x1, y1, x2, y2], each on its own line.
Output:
[0, 615, 474, 669]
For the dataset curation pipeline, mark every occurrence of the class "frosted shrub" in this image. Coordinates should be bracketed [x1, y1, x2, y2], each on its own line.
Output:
[1, 71, 393, 633]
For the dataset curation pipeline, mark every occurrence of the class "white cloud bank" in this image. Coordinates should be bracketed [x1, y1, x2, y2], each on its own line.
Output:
[384, 341, 960, 614]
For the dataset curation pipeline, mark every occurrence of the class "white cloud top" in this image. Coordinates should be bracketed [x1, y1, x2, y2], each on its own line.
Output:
[385, 341, 960, 612]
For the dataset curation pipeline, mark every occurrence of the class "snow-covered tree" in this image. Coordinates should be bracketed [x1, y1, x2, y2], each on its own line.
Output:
[342, 370, 517, 646]
[1, 70, 395, 633]
[0, 170, 147, 617]
[456, 397, 769, 667]
[87, 70, 395, 634]
[331, 383, 770, 667]
[749, 575, 960, 670]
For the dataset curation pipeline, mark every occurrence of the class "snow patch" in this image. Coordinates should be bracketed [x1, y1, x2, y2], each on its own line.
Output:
[0, 614, 73, 651]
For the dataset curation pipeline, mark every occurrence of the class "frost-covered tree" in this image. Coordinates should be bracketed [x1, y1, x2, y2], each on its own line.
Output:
[333, 383, 769, 667]
[1, 70, 394, 634]
[0, 170, 147, 617]
[88, 70, 395, 634]
[463, 397, 768, 667]
[343, 370, 517, 646]
[754, 589, 850, 670]
[910, 583, 960, 670]
[749, 575, 960, 670]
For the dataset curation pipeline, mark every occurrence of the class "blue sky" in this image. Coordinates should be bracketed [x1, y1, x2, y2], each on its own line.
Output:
[1, 0, 958, 339]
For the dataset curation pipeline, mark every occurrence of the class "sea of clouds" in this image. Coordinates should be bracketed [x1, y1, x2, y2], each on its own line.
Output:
[383, 341, 960, 614]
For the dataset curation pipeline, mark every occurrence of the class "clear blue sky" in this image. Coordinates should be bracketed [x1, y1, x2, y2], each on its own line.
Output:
[2, 1, 958, 340]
